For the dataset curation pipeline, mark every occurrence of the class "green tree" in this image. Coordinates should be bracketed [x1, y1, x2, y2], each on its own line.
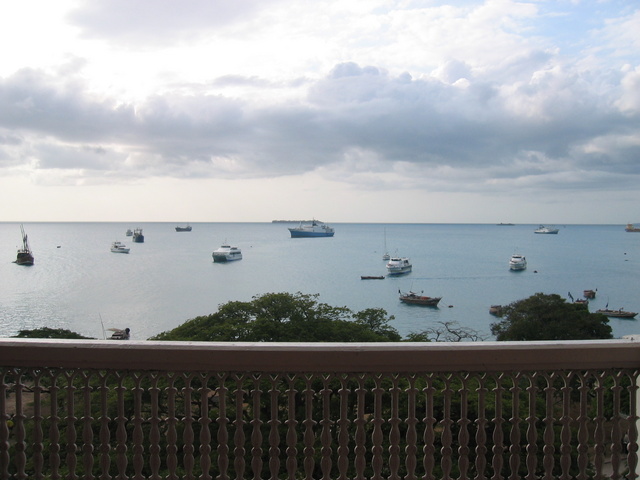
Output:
[13, 327, 94, 339]
[151, 292, 400, 342]
[490, 292, 612, 341]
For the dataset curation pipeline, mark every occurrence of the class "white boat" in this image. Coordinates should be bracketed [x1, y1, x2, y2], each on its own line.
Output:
[125, 229, 133, 236]
[111, 241, 130, 254]
[509, 254, 527, 271]
[212, 244, 243, 262]
[108, 327, 130, 340]
[534, 225, 559, 234]
[288, 220, 335, 238]
[386, 257, 412, 275]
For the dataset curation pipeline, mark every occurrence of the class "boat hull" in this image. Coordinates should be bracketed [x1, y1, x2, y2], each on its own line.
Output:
[399, 295, 441, 306]
[15, 252, 34, 266]
[386, 267, 412, 275]
[212, 254, 242, 262]
[596, 309, 637, 318]
[289, 230, 334, 238]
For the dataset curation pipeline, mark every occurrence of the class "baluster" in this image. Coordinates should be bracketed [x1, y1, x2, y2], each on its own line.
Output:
[458, 373, 471, 480]
[592, 371, 606, 479]
[610, 371, 624, 480]
[354, 374, 367, 480]
[82, 371, 95, 478]
[268, 374, 281, 478]
[542, 373, 556, 480]
[148, 373, 161, 480]
[199, 373, 212, 480]
[474, 373, 488, 480]
[423, 374, 436, 480]
[370, 374, 384, 480]
[166, 373, 178, 480]
[285, 374, 299, 480]
[114, 373, 128, 477]
[337, 374, 351, 480]
[625, 370, 639, 480]
[0, 369, 9, 479]
[302, 375, 316, 480]
[441, 374, 453, 480]
[216, 373, 230, 480]
[49, 371, 61, 478]
[388, 374, 401, 480]
[576, 372, 590, 480]
[559, 373, 572, 480]
[132, 373, 145, 480]
[491, 373, 505, 480]
[524, 373, 538, 480]
[65, 371, 79, 480]
[98, 372, 112, 479]
[508, 373, 521, 480]
[234, 374, 247, 479]
[250, 374, 263, 480]
[13, 371, 27, 478]
[320, 375, 334, 480]
[182, 373, 195, 478]
[32, 370, 45, 479]
[404, 374, 418, 480]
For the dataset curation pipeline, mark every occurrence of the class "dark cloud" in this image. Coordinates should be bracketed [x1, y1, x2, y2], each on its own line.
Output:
[0, 60, 638, 192]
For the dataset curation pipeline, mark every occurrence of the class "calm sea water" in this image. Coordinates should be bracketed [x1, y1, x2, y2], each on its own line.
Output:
[1, 222, 638, 341]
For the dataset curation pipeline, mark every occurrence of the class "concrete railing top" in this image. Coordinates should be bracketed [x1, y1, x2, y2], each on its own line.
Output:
[1, 338, 639, 372]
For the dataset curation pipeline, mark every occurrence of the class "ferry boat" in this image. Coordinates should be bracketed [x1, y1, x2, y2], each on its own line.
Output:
[288, 220, 335, 238]
[212, 245, 243, 262]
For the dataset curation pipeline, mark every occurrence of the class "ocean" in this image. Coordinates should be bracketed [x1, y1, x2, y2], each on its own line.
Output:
[1, 222, 638, 341]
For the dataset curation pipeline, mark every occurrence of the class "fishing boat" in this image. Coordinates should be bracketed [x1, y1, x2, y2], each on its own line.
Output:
[15, 225, 34, 266]
[596, 308, 637, 319]
[534, 225, 559, 234]
[399, 290, 441, 306]
[625, 224, 640, 232]
[125, 228, 133, 236]
[212, 244, 243, 262]
[386, 257, 412, 275]
[288, 220, 335, 238]
[489, 305, 503, 316]
[175, 225, 192, 232]
[509, 254, 527, 271]
[583, 289, 597, 299]
[132, 228, 144, 243]
[110, 241, 130, 254]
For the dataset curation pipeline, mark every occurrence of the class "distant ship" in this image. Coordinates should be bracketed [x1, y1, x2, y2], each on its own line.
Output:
[175, 225, 192, 232]
[15, 224, 34, 266]
[132, 228, 144, 243]
[625, 223, 640, 232]
[288, 220, 335, 238]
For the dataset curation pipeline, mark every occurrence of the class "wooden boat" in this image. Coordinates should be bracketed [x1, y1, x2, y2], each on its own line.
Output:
[596, 308, 637, 319]
[399, 291, 441, 306]
[15, 224, 34, 266]
[361, 275, 385, 280]
[583, 289, 596, 299]
[489, 305, 503, 316]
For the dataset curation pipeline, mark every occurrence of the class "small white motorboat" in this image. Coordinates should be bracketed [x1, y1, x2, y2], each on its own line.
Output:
[386, 257, 412, 275]
[111, 241, 130, 254]
[509, 254, 527, 271]
[534, 225, 559, 234]
[212, 244, 243, 262]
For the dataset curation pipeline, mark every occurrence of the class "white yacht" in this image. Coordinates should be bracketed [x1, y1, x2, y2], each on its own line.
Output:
[111, 241, 130, 254]
[212, 245, 243, 262]
[534, 225, 559, 234]
[509, 254, 527, 271]
[386, 257, 412, 275]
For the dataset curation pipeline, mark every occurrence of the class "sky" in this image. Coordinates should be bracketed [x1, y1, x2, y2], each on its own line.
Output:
[0, 0, 638, 224]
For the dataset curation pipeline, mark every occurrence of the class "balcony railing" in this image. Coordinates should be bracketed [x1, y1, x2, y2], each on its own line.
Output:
[1, 339, 639, 479]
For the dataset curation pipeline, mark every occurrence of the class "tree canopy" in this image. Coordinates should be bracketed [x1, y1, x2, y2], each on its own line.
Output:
[490, 292, 613, 341]
[151, 292, 402, 342]
[13, 327, 95, 339]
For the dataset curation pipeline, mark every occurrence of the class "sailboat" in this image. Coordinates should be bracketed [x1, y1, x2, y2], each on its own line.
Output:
[382, 228, 390, 261]
[15, 224, 34, 266]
